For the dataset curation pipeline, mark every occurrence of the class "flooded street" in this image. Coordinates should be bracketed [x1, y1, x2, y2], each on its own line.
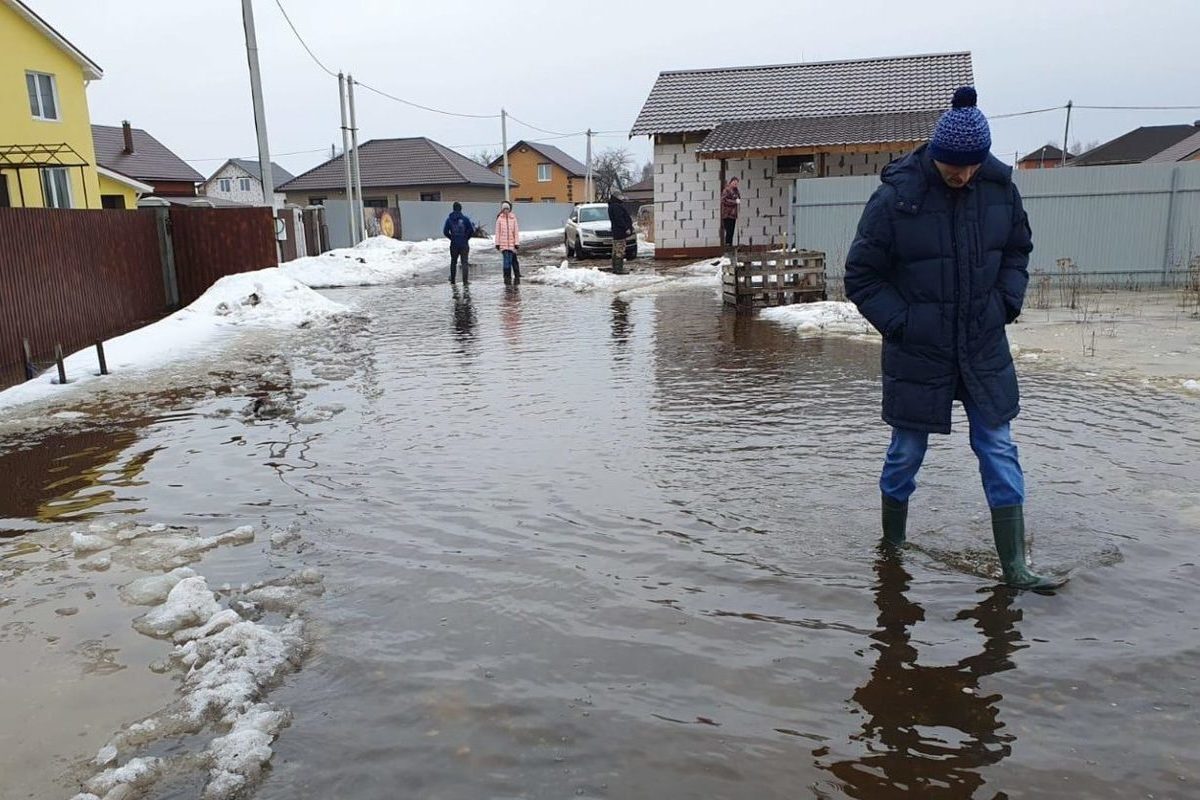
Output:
[2, 266, 1198, 799]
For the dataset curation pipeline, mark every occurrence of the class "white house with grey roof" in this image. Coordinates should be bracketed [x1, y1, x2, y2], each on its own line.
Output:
[201, 158, 295, 209]
[630, 52, 975, 257]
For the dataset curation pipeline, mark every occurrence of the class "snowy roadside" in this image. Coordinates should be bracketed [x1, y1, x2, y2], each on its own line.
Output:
[526, 255, 722, 296]
[0, 269, 348, 415]
[282, 231, 563, 289]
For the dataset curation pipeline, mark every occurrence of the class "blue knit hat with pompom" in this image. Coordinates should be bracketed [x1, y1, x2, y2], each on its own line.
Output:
[929, 87, 991, 166]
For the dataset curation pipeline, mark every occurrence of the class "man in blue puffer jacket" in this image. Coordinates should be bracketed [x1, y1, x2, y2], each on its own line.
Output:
[845, 87, 1061, 590]
[443, 202, 476, 284]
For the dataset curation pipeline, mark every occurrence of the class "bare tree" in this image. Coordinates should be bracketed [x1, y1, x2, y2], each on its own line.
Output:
[1070, 139, 1101, 157]
[640, 160, 653, 183]
[471, 148, 503, 167]
[592, 147, 635, 199]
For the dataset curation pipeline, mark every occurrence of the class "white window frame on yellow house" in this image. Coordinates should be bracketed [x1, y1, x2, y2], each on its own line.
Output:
[537, 163, 552, 182]
[26, 70, 61, 122]
[40, 166, 71, 207]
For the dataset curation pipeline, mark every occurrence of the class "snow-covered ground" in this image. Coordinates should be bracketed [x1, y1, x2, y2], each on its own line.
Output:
[0, 269, 347, 413]
[282, 232, 563, 289]
[759, 301, 877, 337]
[527, 256, 723, 295]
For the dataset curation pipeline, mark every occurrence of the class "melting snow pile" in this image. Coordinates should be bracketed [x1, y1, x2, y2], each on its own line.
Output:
[281, 236, 450, 288]
[759, 301, 878, 337]
[1183, 379, 1200, 394]
[58, 519, 322, 800]
[0, 267, 347, 413]
[528, 261, 670, 293]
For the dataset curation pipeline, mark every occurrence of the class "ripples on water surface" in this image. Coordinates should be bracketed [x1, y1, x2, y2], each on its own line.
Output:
[1, 275, 1197, 799]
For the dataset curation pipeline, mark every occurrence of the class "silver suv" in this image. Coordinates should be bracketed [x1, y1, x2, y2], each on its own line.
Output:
[564, 203, 637, 260]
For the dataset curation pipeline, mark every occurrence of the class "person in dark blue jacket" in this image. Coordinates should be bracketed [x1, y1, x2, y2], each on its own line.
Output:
[845, 87, 1061, 590]
[443, 202, 475, 284]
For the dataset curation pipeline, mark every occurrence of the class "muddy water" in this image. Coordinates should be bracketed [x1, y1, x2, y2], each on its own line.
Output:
[2, 272, 1198, 799]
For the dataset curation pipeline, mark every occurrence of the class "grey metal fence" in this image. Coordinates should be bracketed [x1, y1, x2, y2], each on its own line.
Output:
[318, 200, 576, 249]
[792, 162, 1200, 288]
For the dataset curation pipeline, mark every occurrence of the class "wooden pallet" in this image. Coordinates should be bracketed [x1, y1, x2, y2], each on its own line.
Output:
[722, 249, 827, 310]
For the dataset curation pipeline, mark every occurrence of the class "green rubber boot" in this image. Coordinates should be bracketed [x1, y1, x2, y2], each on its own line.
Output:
[881, 494, 908, 546]
[991, 505, 1065, 590]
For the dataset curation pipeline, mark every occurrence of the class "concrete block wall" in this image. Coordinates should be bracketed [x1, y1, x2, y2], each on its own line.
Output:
[653, 141, 723, 250]
[824, 149, 907, 177]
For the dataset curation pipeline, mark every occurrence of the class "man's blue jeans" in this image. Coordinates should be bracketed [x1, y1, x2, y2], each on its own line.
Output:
[880, 394, 1025, 509]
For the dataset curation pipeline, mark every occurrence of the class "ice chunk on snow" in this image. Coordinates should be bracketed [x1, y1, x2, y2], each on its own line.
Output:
[759, 301, 877, 337]
[134, 577, 219, 638]
[528, 263, 669, 293]
[203, 703, 290, 799]
[84, 756, 162, 795]
[95, 744, 118, 766]
[1183, 379, 1200, 393]
[177, 619, 305, 726]
[244, 585, 307, 613]
[173, 608, 241, 644]
[81, 553, 112, 571]
[269, 528, 301, 548]
[120, 567, 197, 605]
[216, 525, 255, 546]
[72, 532, 113, 554]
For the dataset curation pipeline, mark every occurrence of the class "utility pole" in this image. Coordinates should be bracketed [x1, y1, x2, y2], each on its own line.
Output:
[241, 0, 275, 215]
[348, 74, 365, 242]
[585, 128, 593, 201]
[1062, 100, 1073, 167]
[338, 73, 355, 245]
[501, 108, 510, 203]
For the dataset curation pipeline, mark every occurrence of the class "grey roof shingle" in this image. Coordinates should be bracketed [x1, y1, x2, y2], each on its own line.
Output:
[280, 137, 508, 192]
[228, 158, 296, 187]
[1018, 144, 1073, 164]
[631, 52, 974, 136]
[490, 140, 587, 177]
[1071, 125, 1199, 167]
[696, 110, 943, 153]
[1144, 129, 1200, 163]
[92, 124, 204, 183]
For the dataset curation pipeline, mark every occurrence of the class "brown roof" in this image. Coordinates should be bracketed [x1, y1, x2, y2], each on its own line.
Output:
[491, 140, 587, 177]
[281, 137, 509, 192]
[92, 124, 203, 183]
[631, 52, 973, 136]
[1071, 125, 1199, 167]
[1018, 144, 1073, 164]
[1144, 129, 1200, 163]
[696, 110, 942, 153]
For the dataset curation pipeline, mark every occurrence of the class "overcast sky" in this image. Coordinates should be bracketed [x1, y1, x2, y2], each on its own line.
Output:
[33, 0, 1200, 180]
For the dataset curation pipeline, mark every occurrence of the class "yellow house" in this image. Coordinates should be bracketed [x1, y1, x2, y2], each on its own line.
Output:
[0, 0, 123, 209]
[489, 140, 589, 204]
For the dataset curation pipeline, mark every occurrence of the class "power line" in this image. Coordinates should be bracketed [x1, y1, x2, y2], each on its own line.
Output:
[990, 105, 1066, 120]
[273, 0, 336, 77]
[353, 78, 499, 120]
[184, 146, 330, 163]
[505, 113, 577, 137]
[1075, 104, 1200, 111]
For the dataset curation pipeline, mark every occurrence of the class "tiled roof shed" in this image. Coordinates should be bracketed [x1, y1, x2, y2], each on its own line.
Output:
[630, 52, 974, 138]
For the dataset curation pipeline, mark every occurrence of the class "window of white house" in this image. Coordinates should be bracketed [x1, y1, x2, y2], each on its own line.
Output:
[537, 163, 552, 182]
[239, 177, 251, 192]
[41, 167, 71, 208]
[26, 72, 59, 121]
[218, 178, 232, 193]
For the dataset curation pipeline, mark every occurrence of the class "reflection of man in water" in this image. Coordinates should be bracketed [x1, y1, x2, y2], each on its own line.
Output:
[611, 297, 631, 343]
[817, 549, 1023, 799]
[451, 285, 475, 336]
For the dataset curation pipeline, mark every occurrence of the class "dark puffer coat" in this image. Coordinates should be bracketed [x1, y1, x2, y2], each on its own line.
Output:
[844, 145, 1032, 434]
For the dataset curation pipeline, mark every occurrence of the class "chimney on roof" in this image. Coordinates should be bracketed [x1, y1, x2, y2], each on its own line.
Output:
[122, 121, 134, 154]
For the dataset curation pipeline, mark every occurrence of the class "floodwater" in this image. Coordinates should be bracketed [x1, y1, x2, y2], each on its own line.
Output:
[2, 262, 1199, 799]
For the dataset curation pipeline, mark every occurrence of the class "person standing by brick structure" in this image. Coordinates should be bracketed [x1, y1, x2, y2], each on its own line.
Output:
[720, 177, 741, 248]
[844, 86, 1062, 591]
[608, 189, 634, 274]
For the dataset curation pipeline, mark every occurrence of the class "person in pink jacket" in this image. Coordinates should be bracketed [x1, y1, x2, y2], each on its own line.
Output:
[494, 201, 521, 284]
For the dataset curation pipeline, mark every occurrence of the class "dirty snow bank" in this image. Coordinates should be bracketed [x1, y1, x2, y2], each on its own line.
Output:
[282, 230, 564, 289]
[528, 255, 725, 295]
[0, 268, 347, 413]
[54, 519, 323, 800]
[759, 301, 878, 337]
